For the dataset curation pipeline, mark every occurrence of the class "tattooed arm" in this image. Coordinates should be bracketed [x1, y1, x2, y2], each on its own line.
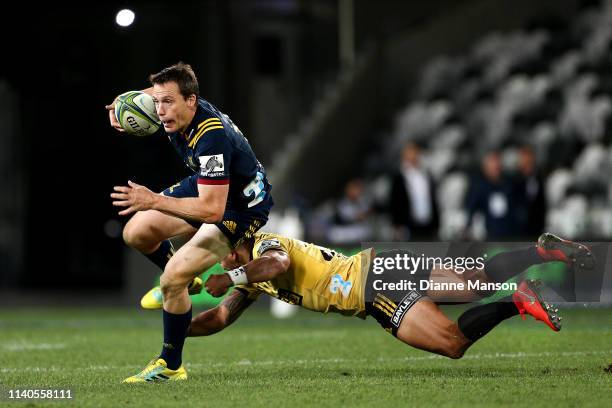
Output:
[187, 289, 253, 337]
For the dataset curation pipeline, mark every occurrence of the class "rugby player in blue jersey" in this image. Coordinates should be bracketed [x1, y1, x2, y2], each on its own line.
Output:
[107, 62, 273, 382]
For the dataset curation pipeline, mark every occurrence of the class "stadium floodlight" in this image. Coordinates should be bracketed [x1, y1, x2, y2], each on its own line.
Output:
[116, 9, 135, 27]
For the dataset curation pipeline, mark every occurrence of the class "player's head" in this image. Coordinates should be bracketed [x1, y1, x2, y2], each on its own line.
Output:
[221, 238, 255, 270]
[149, 62, 199, 133]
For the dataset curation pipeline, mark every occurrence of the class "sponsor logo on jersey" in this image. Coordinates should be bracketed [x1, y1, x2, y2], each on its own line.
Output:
[223, 220, 237, 234]
[199, 154, 225, 177]
[391, 290, 422, 327]
[330, 274, 353, 297]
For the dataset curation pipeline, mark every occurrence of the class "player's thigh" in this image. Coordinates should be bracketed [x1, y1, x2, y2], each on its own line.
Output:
[126, 174, 201, 244]
[397, 298, 467, 357]
[163, 224, 232, 284]
[124, 209, 197, 243]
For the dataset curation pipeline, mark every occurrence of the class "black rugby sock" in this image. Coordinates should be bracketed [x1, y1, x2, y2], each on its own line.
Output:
[145, 240, 174, 271]
[484, 247, 544, 283]
[160, 308, 192, 370]
[457, 297, 519, 342]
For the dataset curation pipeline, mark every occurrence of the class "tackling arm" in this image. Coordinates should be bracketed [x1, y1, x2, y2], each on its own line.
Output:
[205, 250, 291, 297]
[187, 289, 253, 337]
[238, 249, 290, 282]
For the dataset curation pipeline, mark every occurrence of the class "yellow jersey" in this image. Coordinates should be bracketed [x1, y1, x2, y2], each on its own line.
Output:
[235, 233, 372, 318]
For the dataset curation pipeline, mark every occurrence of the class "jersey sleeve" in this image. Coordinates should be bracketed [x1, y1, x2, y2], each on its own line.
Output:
[193, 118, 231, 186]
[252, 236, 289, 259]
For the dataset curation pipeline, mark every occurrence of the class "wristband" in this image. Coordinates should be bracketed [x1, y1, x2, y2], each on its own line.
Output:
[227, 266, 248, 285]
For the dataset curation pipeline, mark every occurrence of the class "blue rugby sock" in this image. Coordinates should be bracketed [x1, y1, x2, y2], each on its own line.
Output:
[160, 308, 192, 370]
[145, 240, 174, 271]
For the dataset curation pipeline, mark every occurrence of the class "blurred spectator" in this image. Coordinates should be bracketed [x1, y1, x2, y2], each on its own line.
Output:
[334, 178, 371, 225]
[515, 145, 546, 237]
[327, 178, 373, 244]
[465, 151, 521, 239]
[389, 142, 439, 240]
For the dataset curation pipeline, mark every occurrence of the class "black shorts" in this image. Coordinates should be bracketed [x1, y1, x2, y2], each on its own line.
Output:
[364, 250, 431, 337]
[163, 175, 269, 247]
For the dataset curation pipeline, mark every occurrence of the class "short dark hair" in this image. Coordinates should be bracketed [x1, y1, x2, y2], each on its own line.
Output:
[149, 62, 199, 99]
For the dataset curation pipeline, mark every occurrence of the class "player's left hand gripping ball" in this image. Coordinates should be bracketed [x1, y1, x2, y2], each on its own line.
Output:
[111, 180, 158, 215]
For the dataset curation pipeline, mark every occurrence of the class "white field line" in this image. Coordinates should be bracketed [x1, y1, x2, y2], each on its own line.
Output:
[3, 342, 66, 351]
[1, 350, 610, 374]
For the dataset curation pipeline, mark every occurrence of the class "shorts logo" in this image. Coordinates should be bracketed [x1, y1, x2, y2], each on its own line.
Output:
[168, 181, 181, 194]
[277, 289, 302, 305]
[330, 274, 352, 298]
[391, 291, 422, 327]
[199, 154, 225, 177]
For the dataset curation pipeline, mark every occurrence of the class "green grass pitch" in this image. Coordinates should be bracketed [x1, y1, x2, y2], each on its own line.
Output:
[0, 307, 610, 407]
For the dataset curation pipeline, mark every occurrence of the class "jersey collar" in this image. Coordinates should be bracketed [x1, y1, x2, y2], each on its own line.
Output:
[179, 104, 203, 141]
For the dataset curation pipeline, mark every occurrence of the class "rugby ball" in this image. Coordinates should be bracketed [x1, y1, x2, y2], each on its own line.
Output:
[114, 91, 161, 136]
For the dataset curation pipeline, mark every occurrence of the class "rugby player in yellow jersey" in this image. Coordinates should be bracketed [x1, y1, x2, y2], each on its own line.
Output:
[185, 232, 593, 359]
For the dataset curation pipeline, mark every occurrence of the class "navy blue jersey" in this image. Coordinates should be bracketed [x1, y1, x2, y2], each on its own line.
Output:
[164, 97, 273, 212]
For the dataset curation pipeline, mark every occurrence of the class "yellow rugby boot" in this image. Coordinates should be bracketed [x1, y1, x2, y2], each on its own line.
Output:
[122, 358, 187, 383]
[140, 277, 203, 310]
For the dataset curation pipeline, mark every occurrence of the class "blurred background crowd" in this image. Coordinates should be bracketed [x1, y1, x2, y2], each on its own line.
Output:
[0, 0, 610, 297]
[296, 0, 612, 245]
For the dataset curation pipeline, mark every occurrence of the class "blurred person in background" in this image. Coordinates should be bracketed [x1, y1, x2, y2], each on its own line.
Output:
[327, 178, 374, 244]
[515, 145, 546, 238]
[389, 142, 439, 240]
[465, 150, 521, 239]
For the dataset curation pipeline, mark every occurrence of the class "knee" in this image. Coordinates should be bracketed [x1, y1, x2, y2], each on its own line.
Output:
[122, 221, 162, 252]
[442, 343, 466, 360]
[160, 257, 193, 299]
[159, 271, 189, 299]
[441, 326, 469, 359]
[122, 222, 148, 250]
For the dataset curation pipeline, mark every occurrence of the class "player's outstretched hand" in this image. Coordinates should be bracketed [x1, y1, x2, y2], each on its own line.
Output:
[111, 180, 157, 216]
[205, 274, 232, 297]
[105, 99, 125, 132]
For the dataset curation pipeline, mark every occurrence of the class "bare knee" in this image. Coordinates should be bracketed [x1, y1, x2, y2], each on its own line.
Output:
[123, 221, 158, 252]
[159, 252, 199, 299]
[442, 343, 466, 359]
[159, 271, 190, 299]
[423, 338, 465, 359]
[441, 325, 470, 359]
